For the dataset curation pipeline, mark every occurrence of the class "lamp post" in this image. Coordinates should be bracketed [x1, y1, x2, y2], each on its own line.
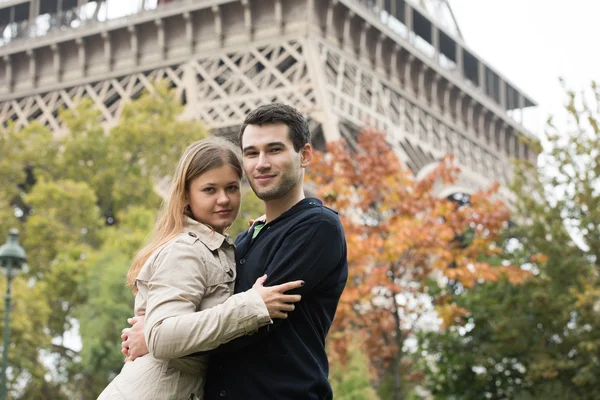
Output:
[0, 229, 26, 400]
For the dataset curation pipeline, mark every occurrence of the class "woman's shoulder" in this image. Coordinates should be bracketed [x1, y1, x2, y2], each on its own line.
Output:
[159, 232, 210, 261]
[138, 233, 208, 279]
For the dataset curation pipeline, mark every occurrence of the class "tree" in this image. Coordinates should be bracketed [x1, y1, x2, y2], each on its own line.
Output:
[417, 81, 600, 399]
[0, 83, 207, 398]
[330, 341, 381, 400]
[307, 129, 529, 399]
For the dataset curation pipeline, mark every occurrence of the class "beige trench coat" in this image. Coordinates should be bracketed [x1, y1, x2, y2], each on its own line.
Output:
[97, 218, 271, 400]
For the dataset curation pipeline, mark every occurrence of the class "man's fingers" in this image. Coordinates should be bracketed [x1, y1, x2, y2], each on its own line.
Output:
[279, 294, 302, 303]
[273, 280, 304, 293]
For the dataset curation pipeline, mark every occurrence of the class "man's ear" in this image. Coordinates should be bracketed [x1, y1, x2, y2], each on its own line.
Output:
[300, 144, 312, 167]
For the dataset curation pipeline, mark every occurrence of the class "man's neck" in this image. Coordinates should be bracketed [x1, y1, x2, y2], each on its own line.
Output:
[264, 186, 305, 223]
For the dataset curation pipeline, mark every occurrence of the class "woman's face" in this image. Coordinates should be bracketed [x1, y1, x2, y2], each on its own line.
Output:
[187, 164, 241, 234]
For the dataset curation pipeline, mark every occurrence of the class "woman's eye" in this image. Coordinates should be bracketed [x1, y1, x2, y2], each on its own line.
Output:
[227, 186, 240, 192]
[203, 188, 215, 193]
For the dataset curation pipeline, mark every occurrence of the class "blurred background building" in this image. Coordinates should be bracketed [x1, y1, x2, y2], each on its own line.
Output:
[0, 0, 537, 197]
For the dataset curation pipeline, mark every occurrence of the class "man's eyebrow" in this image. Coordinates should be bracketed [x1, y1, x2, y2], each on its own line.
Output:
[243, 142, 287, 153]
[266, 141, 287, 148]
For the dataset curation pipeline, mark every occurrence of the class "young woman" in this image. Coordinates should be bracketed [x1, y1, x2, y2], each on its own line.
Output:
[97, 137, 302, 400]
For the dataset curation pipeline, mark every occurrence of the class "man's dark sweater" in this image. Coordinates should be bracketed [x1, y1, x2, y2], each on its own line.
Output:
[204, 198, 348, 399]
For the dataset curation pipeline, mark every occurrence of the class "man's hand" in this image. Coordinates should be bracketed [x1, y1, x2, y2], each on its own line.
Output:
[252, 275, 303, 319]
[121, 316, 148, 362]
[247, 214, 267, 229]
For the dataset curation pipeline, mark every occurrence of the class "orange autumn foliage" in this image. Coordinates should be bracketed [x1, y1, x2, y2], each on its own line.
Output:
[307, 128, 530, 375]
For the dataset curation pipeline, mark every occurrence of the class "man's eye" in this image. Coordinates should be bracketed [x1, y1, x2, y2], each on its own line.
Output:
[270, 148, 281, 153]
[245, 152, 258, 157]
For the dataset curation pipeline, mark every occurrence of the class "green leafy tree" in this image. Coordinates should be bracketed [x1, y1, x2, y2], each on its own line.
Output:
[71, 206, 156, 397]
[330, 342, 380, 400]
[417, 81, 600, 399]
[0, 83, 207, 399]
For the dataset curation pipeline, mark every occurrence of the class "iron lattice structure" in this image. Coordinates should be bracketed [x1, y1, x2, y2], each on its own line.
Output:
[0, 0, 537, 198]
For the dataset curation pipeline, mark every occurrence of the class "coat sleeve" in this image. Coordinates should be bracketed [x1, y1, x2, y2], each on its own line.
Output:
[203, 215, 346, 355]
[144, 237, 271, 360]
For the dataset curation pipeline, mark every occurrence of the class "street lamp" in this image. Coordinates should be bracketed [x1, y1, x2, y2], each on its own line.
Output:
[0, 229, 26, 400]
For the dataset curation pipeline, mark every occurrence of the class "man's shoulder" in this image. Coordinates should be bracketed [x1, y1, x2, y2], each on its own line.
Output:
[300, 201, 342, 226]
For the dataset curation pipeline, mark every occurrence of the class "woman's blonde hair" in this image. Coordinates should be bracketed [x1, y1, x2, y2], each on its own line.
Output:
[126, 136, 243, 290]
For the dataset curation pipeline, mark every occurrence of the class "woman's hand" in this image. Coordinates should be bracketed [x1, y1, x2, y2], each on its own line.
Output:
[252, 275, 303, 319]
[121, 316, 148, 362]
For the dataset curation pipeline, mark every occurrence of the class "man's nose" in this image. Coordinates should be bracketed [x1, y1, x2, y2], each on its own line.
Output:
[256, 153, 271, 170]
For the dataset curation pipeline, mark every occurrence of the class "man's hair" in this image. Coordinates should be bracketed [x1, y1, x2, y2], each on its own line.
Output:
[239, 103, 310, 152]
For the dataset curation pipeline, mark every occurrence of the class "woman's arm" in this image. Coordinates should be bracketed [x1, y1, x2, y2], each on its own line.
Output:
[141, 236, 302, 360]
[123, 274, 303, 361]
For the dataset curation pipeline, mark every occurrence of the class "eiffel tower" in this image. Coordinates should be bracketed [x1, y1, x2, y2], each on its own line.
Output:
[0, 0, 536, 198]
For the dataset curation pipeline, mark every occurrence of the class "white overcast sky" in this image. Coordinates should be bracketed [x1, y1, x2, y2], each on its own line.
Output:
[448, 0, 600, 137]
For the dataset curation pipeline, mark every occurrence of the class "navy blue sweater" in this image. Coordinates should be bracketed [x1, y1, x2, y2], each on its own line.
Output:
[204, 198, 348, 399]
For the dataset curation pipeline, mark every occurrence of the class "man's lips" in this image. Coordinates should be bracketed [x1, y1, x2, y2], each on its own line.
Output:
[254, 174, 276, 184]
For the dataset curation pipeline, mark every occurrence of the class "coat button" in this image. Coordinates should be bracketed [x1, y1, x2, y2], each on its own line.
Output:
[188, 232, 197, 238]
[219, 390, 226, 397]
[239, 258, 246, 265]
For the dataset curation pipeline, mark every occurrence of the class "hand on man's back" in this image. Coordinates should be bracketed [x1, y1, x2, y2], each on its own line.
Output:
[121, 316, 148, 362]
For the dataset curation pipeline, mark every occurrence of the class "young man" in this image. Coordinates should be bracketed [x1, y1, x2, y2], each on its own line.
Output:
[122, 103, 348, 399]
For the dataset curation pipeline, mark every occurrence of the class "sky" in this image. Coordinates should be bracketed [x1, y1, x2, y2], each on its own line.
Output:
[447, 0, 600, 137]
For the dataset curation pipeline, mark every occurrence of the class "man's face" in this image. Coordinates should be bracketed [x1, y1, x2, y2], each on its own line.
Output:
[241, 123, 306, 201]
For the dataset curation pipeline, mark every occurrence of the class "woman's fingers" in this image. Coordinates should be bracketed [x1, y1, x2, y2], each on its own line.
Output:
[272, 310, 289, 319]
[279, 294, 301, 303]
[252, 274, 268, 288]
[278, 303, 295, 312]
[272, 280, 304, 293]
